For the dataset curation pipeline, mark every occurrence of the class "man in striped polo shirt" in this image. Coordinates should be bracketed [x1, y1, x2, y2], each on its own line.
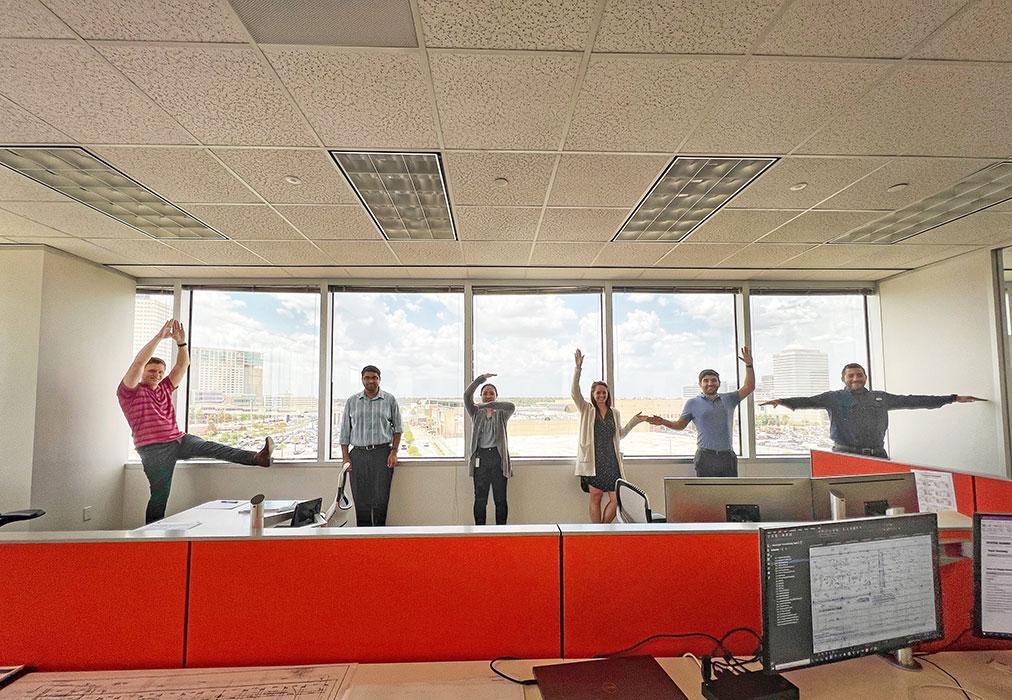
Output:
[119, 319, 273, 524]
[339, 365, 402, 527]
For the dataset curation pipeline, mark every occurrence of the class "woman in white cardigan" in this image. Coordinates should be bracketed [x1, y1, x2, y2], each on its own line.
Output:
[572, 349, 646, 523]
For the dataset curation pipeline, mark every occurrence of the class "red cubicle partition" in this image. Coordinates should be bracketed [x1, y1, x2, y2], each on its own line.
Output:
[561, 531, 761, 658]
[973, 475, 1012, 512]
[0, 541, 188, 671]
[185, 533, 561, 667]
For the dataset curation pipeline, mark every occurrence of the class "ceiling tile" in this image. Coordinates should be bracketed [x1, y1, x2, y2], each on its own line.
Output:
[16, 236, 130, 263]
[761, 211, 879, 244]
[313, 240, 398, 265]
[685, 209, 798, 244]
[1, 201, 147, 238]
[417, 0, 596, 50]
[97, 44, 315, 146]
[445, 152, 556, 206]
[184, 205, 302, 240]
[162, 240, 268, 265]
[0, 95, 70, 143]
[461, 240, 534, 265]
[456, 206, 541, 241]
[903, 212, 1012, 246]
[730, 157, 887, 209]
[839, 244, 978, 269]
[538, 208, 628, 242]
[0, 42, 192, 144]
[566, 55, 739, 151]
[212, 148, 356, 204]
[913, 0, 1012, 62]
[265, 47, 437, 149]
[430, 50, 581, 149]
[757, 0, 963, 58]
[716, 244, 815, 268]
[86, 237, 202, 264]
[45, 0, 248, 41]
[801, 62, 1012, 158]
[683, 59, 890, 154]
[816, 157, 996, 211]
[549, 154, 669, 207]
[531, 241, 604, 266]
[758, 269, 902, 281]
[94, 147, 258, 204]
[390, 241, 464, 265]
[275, 205, 382, 240]
[594, 0, 783, 53]
[231, 0, 416, 47]
[0, 207, 67, 237]
[656, 243, 741, 267]
[592, 242, 673, 267]
[776, 244, 861, 268]
[1, 1, 74, 38]
[240, 240, 332, 265]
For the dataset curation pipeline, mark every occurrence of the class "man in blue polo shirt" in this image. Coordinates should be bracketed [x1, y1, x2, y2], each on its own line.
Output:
[646, 347, 755, 477]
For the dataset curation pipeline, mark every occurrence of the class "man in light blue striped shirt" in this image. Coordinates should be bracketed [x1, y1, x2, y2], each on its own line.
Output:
[340, 365, 402, 526]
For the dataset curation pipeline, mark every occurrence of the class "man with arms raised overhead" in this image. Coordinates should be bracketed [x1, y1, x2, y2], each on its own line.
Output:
[761, 362, 984, 459]
[119, 320, 274, 524]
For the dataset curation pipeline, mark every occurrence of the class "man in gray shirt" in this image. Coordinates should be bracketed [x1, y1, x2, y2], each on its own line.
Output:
[647, 347, 755, 477]
[340, 365, 402, 526]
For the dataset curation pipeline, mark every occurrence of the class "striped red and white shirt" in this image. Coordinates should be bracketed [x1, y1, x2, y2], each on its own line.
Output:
[117, 378, 185, 448]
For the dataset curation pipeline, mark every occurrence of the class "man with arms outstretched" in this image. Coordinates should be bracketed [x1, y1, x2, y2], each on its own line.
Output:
[119, 320, 273, 524]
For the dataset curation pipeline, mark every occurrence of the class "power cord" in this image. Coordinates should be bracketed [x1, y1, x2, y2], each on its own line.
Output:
[916, 656, 971, 700]
[489, 657, 537, 686]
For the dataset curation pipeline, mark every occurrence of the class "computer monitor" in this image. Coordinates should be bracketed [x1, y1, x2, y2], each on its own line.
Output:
[810, 472, 918, 520]
[760, 513, 942, 673]
[290, 498, 322, 527]
[973, 512, 1012, 639]
[664, 477, 813, 523]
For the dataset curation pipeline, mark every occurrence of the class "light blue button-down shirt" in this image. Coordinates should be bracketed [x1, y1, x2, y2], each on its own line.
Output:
[679, 391, 741, 450]
[339, 390, 402, 446]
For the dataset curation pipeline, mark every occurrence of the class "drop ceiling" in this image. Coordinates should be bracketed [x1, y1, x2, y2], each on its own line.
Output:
[0, 0, 1010, 283]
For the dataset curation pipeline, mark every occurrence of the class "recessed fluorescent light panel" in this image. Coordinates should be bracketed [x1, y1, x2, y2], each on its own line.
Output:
[0, 146, 226, 240]
[330, 151, 457, 241]
[613, 156, 777, 242]
[834, 161, 1012, 244]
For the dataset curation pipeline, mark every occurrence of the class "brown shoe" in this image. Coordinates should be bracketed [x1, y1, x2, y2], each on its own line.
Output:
[254, 436, 274, 467]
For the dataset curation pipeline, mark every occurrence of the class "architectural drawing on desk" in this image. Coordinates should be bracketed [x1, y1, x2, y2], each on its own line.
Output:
[0, 664, 350, 700]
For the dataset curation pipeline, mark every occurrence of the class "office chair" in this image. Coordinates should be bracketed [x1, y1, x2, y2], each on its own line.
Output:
[322, 463, 356, 527]
[0, 508, 45, 528]
[615, 480, 665, 524]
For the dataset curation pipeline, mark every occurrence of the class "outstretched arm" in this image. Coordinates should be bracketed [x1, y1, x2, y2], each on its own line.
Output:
[738, 346, 755, 400]
[571, 349, 588, 409]
[166, 322, 189, 388]
[645, 415, 690, 430]
[122, 320, 174, 388]
[761, 394, 831, 410]
[619, 412, 646, 439]
[884, 393, 987, 410]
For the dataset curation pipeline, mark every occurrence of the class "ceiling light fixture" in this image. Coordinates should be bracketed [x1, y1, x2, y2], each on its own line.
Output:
[0, 146, 226, 240]
[886, 182, 909, 193]
[330, 151, 457, 241]
[284, 175, 303, 185]
[493, 177, 510, 188]
[613, 156, 778, 242]
[789, 182, 808, 191]
[833, 162, 1012, 244]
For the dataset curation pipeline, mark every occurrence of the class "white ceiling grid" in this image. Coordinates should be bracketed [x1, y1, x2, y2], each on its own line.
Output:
[0, 0, 1008, 282]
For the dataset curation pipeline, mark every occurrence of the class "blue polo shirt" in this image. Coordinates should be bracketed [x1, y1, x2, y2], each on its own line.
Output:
[679, 391, 741, 450]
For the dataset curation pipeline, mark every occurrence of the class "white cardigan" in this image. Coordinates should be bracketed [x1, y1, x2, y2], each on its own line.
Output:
[571, 366, 638, 477]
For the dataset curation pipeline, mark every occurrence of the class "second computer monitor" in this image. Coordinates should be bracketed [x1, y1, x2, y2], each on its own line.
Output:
[664, 477, 814, 523]
[810, 472, 918, 520]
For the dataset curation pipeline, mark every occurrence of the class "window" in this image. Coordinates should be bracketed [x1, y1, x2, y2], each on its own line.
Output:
[613, 291, 739, 456]
[750, 293, 869, 455]
[331, 290, 463, 458]
[188, 289, 320, 460]
[473, 289, 602, 457]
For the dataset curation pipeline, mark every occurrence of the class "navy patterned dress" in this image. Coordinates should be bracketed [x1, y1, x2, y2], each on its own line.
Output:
[585, 408, 621, 492]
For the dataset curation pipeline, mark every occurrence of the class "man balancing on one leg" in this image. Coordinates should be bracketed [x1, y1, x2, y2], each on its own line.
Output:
[118, 319, 274, 524]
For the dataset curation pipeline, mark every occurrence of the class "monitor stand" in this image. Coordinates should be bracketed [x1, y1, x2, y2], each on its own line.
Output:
[879, 646, 922, 671]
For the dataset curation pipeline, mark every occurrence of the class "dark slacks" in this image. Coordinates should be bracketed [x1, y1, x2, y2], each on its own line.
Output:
[693, 448, 739, 478]
[137, 434, 258, 524]
[473, 447, 508, 525]
[349, 445, 394, 527]
[833, 444, 889, 459]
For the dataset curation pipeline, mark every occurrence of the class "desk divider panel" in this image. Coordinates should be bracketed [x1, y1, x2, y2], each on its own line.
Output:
[972, 475, 1012, 512]
[0, 541, 189, 671]
[186, 533, 561, 667]
[561, 531, 761, 659]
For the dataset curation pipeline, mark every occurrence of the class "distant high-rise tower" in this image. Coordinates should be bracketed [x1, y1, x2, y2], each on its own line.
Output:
[191, 348, 264, 407]
[772, 347, 829, 396]
[133, 292, 173, 359]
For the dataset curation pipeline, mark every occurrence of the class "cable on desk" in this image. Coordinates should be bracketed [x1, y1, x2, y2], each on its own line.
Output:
[916, 656, 971, 700]
[489, 657, 537, 686]
[592, 626, 761, 661]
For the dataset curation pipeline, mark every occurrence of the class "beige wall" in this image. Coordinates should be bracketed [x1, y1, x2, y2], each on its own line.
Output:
[878, 249, 1007, 476]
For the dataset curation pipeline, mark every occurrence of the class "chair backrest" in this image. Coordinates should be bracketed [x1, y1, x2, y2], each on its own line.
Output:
[323, 463, 356, 526]
[615, 479, 652, 524]
[0, 508, 45, 528]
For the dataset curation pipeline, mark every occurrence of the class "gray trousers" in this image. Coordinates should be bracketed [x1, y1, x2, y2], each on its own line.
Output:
[693, 448, 738, 478]
[349, 445, 394, 527]
[137, 434, 258, 524]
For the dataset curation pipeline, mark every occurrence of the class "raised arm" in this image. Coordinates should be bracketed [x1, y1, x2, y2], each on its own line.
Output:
[166, 321, 189, 388]
[121, 320, 173, 388]
[463, 374, 489, 417]
[738, 346, 755, 401]
[571, 349, 588, 409]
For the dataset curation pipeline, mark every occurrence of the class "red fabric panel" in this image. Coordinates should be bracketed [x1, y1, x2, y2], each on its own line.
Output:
[186, 535, 561, 667]
[974, 476, 1012, 512]
[0, 541, 188, 671]
[918, 556, 1012, 653]
[562, 533, 761, 658]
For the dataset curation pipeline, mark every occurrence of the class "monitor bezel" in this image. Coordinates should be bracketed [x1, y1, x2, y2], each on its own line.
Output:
[760, 513, 944, 673]
[973, 512, 1012, 640]
[664, 477, 814, 523]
